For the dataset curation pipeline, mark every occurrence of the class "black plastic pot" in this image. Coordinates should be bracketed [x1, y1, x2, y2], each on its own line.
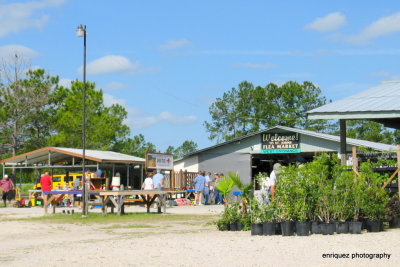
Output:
[251, 223, 263, 235]
[230, 223, 238, 231]
[262, 221, 276, 236]
[389, 215, 400, 228]
[281, 221, 295, 236]
[311, 221, 321, 234]
[336, 221, 349, 234]
[320, 222, 335, 235]
[349, 221, 362, 234]
[237, 223, 244, 231]
[275, 222, 282, 235]
[366, 219, 381, 232]
[224, 223, 230, 231]
[296, 221, 310, 236]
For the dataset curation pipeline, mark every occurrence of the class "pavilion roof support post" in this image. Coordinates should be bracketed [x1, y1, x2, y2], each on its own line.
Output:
[140, 164, 143, 189]
[112, 164, 115, 176]
[340, 119, 347, 165]
[2, 163, 5, 177]
[397, 144, 400, 197]
[72, 156, 75, 166]
[127, 164, 130, 188]
[352, 146, 359, 182]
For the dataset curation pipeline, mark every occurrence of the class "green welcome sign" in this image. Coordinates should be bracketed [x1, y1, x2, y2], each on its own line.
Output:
[261, 132, 300, 154]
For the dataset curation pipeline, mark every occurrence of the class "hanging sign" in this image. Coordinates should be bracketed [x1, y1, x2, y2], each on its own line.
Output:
[146, 152, 173, 170]
[261, 132, 300, 154]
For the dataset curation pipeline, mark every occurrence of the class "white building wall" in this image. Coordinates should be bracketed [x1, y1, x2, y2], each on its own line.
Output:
[174, 155, 199, 172]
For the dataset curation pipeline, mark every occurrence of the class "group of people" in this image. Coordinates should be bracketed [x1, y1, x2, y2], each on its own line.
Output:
[193, 171, 224, 206]
[141, 169, 165, 191]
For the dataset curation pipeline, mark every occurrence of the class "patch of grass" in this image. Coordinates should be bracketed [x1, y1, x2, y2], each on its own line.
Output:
[8, 212, 217, 225]
[101, 224, 155, 229]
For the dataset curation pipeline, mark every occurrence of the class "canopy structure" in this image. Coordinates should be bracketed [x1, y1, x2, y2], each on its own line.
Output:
[0, 147, 145, 166]
[307, 81, 400, 165]
[307, 81, 400, 129]
[1, 147, 146, 188]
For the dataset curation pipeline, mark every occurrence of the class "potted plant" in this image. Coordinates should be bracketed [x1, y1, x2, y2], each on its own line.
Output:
[359, 163, 388, 233]
[387, 197, 400, 228]
[250, 199, 263, 235]
[261, 201, 277, 235]
[275, 166, 296, 236]
[229, 203, 241, 231]
[332, 168, 353, 234]
[216, 208, 231, 231]
[348, 174, 365, 234]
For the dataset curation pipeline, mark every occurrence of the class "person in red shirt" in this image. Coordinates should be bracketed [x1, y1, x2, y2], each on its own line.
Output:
[40, 172, 52, 192]
[0, 174, 15, 207]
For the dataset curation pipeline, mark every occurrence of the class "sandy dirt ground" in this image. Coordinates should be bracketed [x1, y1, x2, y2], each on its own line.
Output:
[0, 205, 399, 267]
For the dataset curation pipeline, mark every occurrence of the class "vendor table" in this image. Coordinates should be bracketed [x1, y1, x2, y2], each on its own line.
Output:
[42, 190, 100, 214]
[99, 190, 185, 215]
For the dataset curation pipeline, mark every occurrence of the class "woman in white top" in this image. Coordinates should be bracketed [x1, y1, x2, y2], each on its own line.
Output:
[142, 173, 154, 203]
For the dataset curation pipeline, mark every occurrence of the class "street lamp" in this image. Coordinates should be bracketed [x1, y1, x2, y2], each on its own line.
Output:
[76, 24, 88, 216]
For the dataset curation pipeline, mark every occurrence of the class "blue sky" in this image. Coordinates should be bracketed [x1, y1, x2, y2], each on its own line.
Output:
[2, 0, 400, 151]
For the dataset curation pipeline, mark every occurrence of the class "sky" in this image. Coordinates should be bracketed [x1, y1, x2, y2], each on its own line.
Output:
[2, 0, 400, 152]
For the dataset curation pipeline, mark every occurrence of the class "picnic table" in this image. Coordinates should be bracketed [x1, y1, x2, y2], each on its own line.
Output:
[99, 189, 185, 215]
[42, 190, 100, 214]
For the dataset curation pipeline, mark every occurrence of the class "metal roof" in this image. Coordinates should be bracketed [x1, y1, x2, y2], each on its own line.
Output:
[307, 81, 400, 129]
[0, 147, 145, 165]
[175, 125, 396, 161]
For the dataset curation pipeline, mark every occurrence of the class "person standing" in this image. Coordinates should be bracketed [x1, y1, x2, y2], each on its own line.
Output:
[0, 175, 15, 207]
[194, 171, 206, 205]
[152, 169, 164, 210]
[152, 169, 164, 190]
[214, 173, 222, 205]
[203, 172, 211, 205]
[142, 173, 154, 203]
[268, 163, 281, 200]
[40, 172, 52, 192]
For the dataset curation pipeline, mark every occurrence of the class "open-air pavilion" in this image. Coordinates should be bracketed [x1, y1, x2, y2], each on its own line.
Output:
[0, 147, 146, 189]
[307, 81, 400, 194]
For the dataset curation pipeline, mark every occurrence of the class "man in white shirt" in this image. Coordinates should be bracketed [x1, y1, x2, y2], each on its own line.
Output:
[203, 172, 211, 205]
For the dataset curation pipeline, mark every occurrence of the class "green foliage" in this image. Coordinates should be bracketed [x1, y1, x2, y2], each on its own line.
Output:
[250, 199, 263, 223]
[215, 176, 234, 204]
[173, 140, 198, 159]
[204, 80, 330, 142]
[48, 81, 130, 150]
[359, 162, 389, 220]
[261, 201, 276, 222]
[113, 134, 156, 158]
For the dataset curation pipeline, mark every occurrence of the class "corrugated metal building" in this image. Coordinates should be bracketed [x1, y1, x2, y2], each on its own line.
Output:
[174, 126, 396, 184]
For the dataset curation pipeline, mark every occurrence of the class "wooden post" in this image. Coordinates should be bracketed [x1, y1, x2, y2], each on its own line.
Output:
[352, 146, 358, 182]
[339, 119, 347, 165]
[397, 145, 400, 197]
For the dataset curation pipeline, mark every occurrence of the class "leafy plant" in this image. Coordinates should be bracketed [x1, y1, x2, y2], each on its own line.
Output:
[359, 163, 388, 220]
[215, 176, 234, 205]
[250, 199, 263, 223]
[261, 201, 276, 222]
[387, 197, 400, 221]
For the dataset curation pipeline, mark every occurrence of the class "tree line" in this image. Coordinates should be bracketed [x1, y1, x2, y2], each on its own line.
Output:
[204, 81, 400, 144]
[0, 56, 196, 161]
[1, 56, 398, 164]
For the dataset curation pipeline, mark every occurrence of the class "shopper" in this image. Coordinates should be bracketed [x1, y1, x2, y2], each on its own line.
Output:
[0, 174, 15, 207]
[203, 172, 211, 205]
[194, 171, 206, 205]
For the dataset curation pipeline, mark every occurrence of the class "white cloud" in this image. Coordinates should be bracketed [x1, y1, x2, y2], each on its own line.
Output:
[79, 55, 139, 75]
[0, 45, 39, 59]
[103, 94, 196, 129]
[232, 62, 276, 69]
[79, 55, 159, 76]
[0, 0, 66, 37]
[158, 39, 191, 50]
[305, 12, 346, 32]
[103, 81, 129, 91]
[344, 12, 400, 44]
[370, 71, 400, 81]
